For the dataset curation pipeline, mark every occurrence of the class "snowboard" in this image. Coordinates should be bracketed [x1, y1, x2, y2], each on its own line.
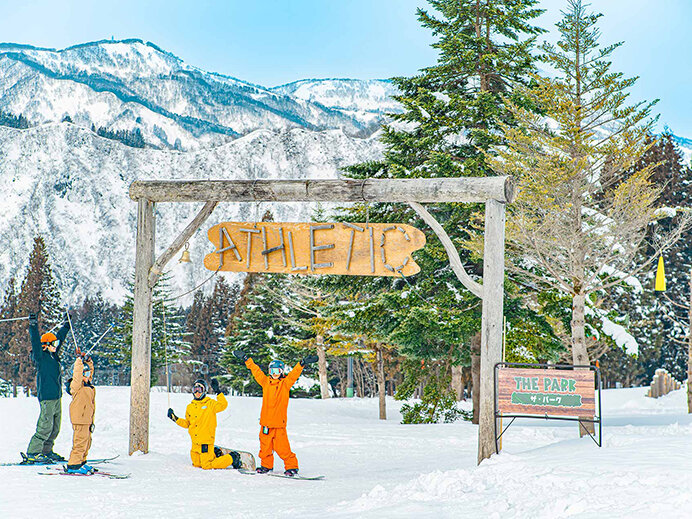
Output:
[1, 454, 119, 467]
[238, 468, 325, 480]
[214, 445, 256, 471]
[37, 466, 130, 479]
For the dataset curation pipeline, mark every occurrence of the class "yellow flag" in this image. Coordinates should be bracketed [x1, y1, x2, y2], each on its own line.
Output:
[655, 256, 666, 291]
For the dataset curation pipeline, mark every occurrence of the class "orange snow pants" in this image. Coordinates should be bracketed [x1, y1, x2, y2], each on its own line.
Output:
[190, 443, 233, 470]
[67, 424, 92, 466]
[259, 427, 298, 470]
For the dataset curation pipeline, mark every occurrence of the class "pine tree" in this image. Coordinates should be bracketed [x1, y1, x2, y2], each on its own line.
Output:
[599, 134, 692, 387]
[325, 0, 552, 421]
[66, 294, 120, 384]
[8, 237, 63, 394]
[186, 276, 239, 383]
[486, 0, 688, 400]
[0, 277, 19, 395]
[104, 273, 188, 385]
[220, 273, 304, 395]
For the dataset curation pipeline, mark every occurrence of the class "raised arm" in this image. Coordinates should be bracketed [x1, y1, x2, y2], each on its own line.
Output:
[245, 358, 269, 388]
[28, 315, 41, 360]
[55, 320, 71, 355]
[212, 392, 228, 413]
[69, 358, 84, 395]
[284, 363, 304, 388]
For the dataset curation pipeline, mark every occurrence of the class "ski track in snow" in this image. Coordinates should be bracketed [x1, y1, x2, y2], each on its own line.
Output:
[1, 386, 691, 518]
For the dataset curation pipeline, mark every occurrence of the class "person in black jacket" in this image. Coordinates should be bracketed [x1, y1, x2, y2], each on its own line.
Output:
[23, 313, 71, 464]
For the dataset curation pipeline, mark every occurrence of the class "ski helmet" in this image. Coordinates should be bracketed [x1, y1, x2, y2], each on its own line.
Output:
[268, 360, 285, 377]
[41, 332, 57, 349]
[192, 379, 208, 400]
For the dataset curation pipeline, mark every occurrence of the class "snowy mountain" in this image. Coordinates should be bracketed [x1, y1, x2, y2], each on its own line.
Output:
[272, 78, 402, 128]
[0, 39, 397, 150]
[0, 123, 384, 305]
[0, 39, 401, 305]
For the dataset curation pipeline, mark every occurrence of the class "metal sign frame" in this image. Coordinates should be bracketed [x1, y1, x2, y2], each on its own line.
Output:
[494, 362, 602, 453]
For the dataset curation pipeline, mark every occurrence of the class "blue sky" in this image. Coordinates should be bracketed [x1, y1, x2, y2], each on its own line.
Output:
[0, 0, 690, 136]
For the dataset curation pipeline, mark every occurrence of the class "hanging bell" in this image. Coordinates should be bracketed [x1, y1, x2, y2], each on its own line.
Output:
[179, 242, 191, 263]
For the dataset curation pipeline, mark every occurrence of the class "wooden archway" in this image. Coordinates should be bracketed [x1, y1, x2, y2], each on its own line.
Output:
[128, 177, 515, 464]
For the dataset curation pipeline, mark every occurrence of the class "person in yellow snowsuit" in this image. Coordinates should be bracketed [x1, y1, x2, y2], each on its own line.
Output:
[168, 378, 239, 470]
[232, 350, 318, 476]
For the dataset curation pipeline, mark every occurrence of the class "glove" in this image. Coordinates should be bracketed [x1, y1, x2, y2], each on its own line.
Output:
[233, 350, 249, 362]
[28, 314, 38, 326]
[167, 408, 178, 422]
[300, 355, 319, 366]
[210, 378, 220, 394]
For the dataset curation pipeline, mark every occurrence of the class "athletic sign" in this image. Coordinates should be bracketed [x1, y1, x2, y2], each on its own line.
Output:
[204, 221, 426, 277]
[496, 367, 596, 418]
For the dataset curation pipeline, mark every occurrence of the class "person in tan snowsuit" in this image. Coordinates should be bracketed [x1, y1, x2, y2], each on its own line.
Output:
[65, 355, 96, 474]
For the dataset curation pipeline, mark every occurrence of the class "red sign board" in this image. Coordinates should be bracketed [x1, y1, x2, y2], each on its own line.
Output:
[497, 367, 595, 418]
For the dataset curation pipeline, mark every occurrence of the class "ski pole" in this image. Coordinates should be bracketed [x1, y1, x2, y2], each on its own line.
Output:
[0, 316, 30, 323]
[65, 308, 81, 356]
[82, 324, 113, 357]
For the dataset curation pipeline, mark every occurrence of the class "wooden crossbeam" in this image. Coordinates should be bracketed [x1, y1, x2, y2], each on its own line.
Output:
[129, 177, 516, 204]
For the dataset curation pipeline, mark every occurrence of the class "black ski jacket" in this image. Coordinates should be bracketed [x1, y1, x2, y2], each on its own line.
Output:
[30, 320, 70, 401]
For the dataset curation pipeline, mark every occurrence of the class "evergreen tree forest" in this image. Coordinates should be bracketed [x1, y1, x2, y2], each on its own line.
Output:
[2, 0, 692, 428]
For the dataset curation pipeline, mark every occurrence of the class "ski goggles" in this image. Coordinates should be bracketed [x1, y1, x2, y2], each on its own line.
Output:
[269, 367, 283, 376]
[192, 384, 206, 394]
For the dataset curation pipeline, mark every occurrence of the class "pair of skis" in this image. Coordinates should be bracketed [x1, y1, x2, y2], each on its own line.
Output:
[1, 454, 119, 467]
[37, 466, 130, 479]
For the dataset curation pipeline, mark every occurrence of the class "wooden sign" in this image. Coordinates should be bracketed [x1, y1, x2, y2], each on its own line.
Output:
[204, 222, 426, 277]
[497, 367, 595, 418]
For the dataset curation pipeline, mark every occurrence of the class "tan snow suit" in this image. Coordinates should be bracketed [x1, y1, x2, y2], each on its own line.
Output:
[67, 357, 95, 466]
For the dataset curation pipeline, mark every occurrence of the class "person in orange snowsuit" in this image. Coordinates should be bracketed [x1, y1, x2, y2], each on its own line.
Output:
[233, 350, 318, 476]
[168, 378, 241, 470]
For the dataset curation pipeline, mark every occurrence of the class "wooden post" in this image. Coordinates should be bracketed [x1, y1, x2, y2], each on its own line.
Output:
[478, 199, 506, 464]
[129, 199, 155, 454]
[376, 346, 386, 420]
[315, 335, 330, 399]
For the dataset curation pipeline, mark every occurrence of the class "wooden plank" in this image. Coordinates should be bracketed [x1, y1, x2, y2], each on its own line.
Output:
[478, 199, 506, 464]
[130, 199, 155, 455]
[129, 177, 516, 204]
[203, 222, 426, 277]
[148, 201, 218, 288]
[497, 368, 596, 417]
[409, 202, 483, 298]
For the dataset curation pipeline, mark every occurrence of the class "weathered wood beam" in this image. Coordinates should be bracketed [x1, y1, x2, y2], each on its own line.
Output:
[409, 202, 483, 298]
[478, 199, 506, 464]
[129, 177, 516, 204]
[130, 199, 155, 455]
[148, 201, 218, 288]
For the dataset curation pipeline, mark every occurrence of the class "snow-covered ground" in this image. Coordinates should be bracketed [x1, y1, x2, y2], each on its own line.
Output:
[1, 386, 691, 518]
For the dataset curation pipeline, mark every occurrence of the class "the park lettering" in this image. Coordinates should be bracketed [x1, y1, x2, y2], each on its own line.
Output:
[510, 375, 583, 408]
[204, 221, 426, 277]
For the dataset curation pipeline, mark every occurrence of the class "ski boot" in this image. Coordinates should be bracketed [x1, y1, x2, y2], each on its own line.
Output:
[256, 466, 272, 474]
[22, 453, 52, 465]
[284, 469, 299, 477]
[45, 452, 66, 462]
[229, 451, 242, 469]
[65, 464, 94, 475]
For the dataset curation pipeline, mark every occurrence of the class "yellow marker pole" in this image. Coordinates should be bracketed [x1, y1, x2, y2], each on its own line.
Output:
[655, 256, 666, 292]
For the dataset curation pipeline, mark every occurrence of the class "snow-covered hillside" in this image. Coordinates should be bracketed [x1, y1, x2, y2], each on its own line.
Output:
[0, 123, 384, 304]
[272, 78, 401, 127]
[0, 40, 398, 149]
[1, 386, 691, 517]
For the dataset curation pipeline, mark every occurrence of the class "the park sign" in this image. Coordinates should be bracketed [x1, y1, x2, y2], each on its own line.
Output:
[496, 366, 596, 418]
[204, 221, 426, 276]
